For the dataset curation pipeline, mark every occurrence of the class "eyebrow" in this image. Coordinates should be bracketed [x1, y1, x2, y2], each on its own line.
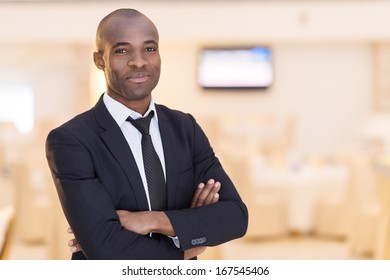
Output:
[112, 42, 130, 49]
[111, 40, 158, 49]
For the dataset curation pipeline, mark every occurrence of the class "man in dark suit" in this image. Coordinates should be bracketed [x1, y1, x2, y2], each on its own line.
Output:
[46, 8, 248, 260]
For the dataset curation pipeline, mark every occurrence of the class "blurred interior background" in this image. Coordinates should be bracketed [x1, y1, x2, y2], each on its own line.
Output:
[2, 0, 390, 260]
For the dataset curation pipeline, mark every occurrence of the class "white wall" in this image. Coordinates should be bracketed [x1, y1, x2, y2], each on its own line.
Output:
[155, 41, 373, 157]
[2, 1, 390, 43]
[0, 1, 385, 157]
[0, 44, 91, 121]
[0, 45, 74, 120]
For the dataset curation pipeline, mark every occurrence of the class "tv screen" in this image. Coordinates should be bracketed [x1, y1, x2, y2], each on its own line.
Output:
[197, 47, 273, 90]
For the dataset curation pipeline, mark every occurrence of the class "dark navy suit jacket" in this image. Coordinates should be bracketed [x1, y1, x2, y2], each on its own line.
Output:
[46, 96, 248, 259]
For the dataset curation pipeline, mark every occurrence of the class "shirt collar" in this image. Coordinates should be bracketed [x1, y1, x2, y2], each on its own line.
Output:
[103, 93, 158, 127]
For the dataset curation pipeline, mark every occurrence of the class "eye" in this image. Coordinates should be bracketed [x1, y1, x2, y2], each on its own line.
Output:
[145, 47, 157, 52]
[115, 49, 127, 54]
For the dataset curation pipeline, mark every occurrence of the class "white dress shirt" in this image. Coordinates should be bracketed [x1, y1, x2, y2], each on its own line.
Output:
[103, 93, 166, 211]
[103, 93, 181, 248]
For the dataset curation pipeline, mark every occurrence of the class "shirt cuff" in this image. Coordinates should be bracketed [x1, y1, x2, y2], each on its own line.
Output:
[168, 235, 181, 249]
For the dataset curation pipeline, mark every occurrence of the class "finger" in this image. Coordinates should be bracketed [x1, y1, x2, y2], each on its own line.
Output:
[204, 181, 221, 205]
[70, 243, 82, 253]
[68, 238, 78, 247]
[190, 182, 205, 208]
[116, 210, 128, 221]
[117, 210, 133, 227]
[67, 227, 73, 234]
[211, 192, 219, 204]
[195, 179, 215, 207]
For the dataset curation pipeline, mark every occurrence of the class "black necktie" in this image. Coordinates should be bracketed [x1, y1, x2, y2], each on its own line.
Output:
[127, 111, 167, 211]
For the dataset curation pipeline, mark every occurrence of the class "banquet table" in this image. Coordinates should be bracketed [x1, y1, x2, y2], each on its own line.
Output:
[250, 159, 350, 233]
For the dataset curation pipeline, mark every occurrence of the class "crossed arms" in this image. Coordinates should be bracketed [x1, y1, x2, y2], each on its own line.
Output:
[46, 110, 248, 260]
[68, 179, 221, 259]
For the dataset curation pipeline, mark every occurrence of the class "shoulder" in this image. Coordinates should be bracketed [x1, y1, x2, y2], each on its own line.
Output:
[155, 104, 196, 125]
[156, 104, 190, 118]
[50, 96, 109, 136]
[47, 108, 97, 142]
[155, 104, 209, 142]
[59, 109, 94, 131]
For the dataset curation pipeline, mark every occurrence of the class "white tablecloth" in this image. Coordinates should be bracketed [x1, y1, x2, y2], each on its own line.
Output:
[251, 160, 350, 233]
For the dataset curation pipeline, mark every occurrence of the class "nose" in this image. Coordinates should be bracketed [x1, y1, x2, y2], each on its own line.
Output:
[128, 51, 147, 68]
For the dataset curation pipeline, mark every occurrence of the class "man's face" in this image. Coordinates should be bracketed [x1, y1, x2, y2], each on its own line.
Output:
[96, 15, 161, 106]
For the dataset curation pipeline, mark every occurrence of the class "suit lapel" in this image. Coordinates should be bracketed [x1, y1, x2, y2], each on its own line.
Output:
[93, 96, 149, 211]
[156, 106, 178, 209]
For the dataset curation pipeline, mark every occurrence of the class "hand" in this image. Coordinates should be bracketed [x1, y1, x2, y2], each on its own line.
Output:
[116, 210, 149, 235]
[67, 212, 156, 253]
[66, 211, 154, 254]
[191, 179, 220, 208]
[116, 210, 176, 236]
[116, 210, 153, 235]
[67, 210, 176, 254]
[67, 227, 82, 253]
[67, 179, 221, 255]
[185, 179, 220, 259]
[184, 246, 206, 259]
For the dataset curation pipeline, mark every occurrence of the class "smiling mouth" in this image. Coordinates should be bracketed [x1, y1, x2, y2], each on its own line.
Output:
[127, 73, 149, 83]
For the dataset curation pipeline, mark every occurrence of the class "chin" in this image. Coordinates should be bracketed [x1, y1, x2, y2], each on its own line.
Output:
[123, 91, 151, 102]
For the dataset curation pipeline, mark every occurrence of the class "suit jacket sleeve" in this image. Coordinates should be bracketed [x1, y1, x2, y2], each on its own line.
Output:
[164, 114, 248, 250]
[46, 127, 183, 260]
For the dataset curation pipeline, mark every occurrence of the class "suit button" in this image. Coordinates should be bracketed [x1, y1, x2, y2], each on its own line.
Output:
[191, 237, 206, 245]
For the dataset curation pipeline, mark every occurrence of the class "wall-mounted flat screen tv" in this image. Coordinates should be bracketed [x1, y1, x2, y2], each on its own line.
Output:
[197, 47, 273, 90]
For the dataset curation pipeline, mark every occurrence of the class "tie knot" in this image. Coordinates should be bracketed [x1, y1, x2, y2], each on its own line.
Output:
[127, 111, 154, 136]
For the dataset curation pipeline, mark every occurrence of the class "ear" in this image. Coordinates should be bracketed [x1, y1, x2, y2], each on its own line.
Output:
[93, 51, 105, 70]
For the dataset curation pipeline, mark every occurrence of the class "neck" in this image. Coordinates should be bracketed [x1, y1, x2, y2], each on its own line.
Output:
[106, 91, 151, 115]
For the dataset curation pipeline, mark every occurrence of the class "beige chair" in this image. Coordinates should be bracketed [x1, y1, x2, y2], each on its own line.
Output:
[47, 185, 72, 260]
[244, 191, 288, 239]
[10, 161, 50, 244]
[313, 165, 351, 239]
[313, 199, 350, 239]
[198, 246, 223, 260]
[372, 159, 390, 259]
[343, 154, 382, 258]
[223, 155, 288, 239]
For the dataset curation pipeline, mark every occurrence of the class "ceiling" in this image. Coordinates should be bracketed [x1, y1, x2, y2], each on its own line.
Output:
[0, 0, 374, 2]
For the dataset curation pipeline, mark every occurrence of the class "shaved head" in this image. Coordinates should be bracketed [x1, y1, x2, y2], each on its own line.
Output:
[96, 8, 158, 52]
[92, 8, 161, 113]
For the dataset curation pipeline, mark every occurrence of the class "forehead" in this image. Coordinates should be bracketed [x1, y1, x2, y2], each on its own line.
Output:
[102, 15, 159, 47]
